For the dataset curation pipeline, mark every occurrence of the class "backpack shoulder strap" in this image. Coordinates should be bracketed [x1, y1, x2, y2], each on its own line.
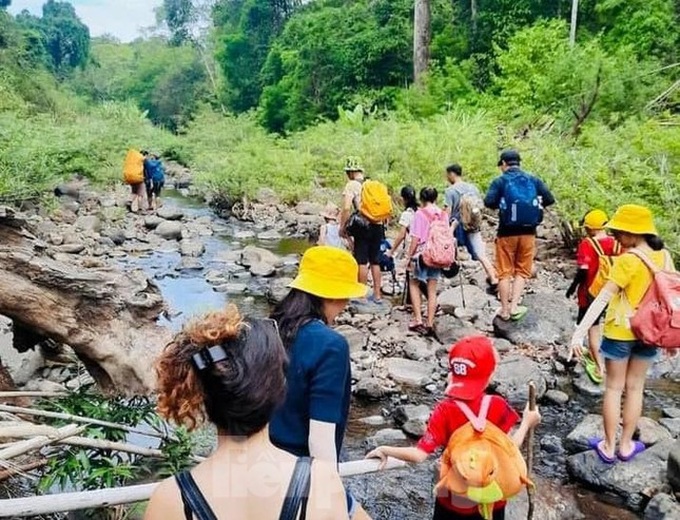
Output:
[455, 395, 492, 433]
[175, 472, 218, 520]
[278, 457, 313, 520]
[627, 249, 662, 275]
[587, 237, 605, 257]
[613, 240, 622, 255]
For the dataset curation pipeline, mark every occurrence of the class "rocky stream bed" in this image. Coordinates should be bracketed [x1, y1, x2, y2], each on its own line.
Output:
[0, 173, 679, 519]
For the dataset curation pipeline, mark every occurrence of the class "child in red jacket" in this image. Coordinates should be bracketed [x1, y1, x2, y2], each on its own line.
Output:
[367, 336, 541, 520]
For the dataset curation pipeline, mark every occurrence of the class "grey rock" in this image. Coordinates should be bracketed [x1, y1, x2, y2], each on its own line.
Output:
[492, 291, 573, 347]
[176, 258, 203, 271]
[644, 494, 680, 520]
[540, 434, 565, 454]
[336, 325, 366, 354]
[665, 408, 680, 419]
[544, 389, 570, 406]
[359, 415, 387, 427]
[214, 250, 242, 263]
[669, 439, 680, 492]
[354, 377, 390, 399]
[4, 348, 44, 386]
[57, 243, 86, 254]
[266, 277, 294, 304]
[565, 414, 607, 454]
[394, 404, 431, 437]
[489, 355, 547, 408]
[234, 230, 256, 240]
[567, 440, 675, 511]
[144, 215, 164, 229]
[97, 237, 116, 248]
[75, 215, 102, 233]
[638, 417, 673, 446]
[249, 261, 277, 277]
[213, 283, 248, 294]
[295, 201, 325, 215]
[103, 229, 126, 246]
[240, 245, 283, 268]
[494, 338, 513, 353]
[257, 230, 282, 241]
[255, 188, 280, 205]
[384, 358, 436, 386]
[403, 337, 437, 361]
[180, 240, 205, 258]
[367, 428, 408, 448]
[155, 221, 183, 240]
[24, 378, 67, 393]
[660, 418, 680, 438]
[439, 285, 493, 314]
[48, 233, 64, 246]
[573, 373, 605, 397]
[157, 206, 184, 221]
[435, 315, 480, 346]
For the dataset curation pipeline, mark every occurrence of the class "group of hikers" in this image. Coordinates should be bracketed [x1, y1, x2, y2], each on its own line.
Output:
[122, 149, 166, 212]
[142, 150, 678, 520]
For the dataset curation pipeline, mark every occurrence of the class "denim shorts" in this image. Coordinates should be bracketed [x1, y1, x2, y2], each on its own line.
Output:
[600, 338, 659, 361]
[413, 257, 441, 283]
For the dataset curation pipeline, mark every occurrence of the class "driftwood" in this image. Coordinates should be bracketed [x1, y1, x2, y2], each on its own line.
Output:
[0, 208, 171, 393]
[0, 404, 166, 439]
[0, 458, 407, 517]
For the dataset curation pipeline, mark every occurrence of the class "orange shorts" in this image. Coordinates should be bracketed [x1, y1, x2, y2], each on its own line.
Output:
[495, 235, 536, 280]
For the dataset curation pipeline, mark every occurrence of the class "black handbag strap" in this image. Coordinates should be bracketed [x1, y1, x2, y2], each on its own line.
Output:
[278, 457, 313, 520]
[175, 471, 218, 520]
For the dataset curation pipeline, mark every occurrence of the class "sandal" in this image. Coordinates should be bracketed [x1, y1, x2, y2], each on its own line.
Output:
[510, 306, 528, 321]
[588, 438, 616, 464]
[583, 357, 604, 385]
[408, 322, 426, 334]
[617, 441, 646, 462]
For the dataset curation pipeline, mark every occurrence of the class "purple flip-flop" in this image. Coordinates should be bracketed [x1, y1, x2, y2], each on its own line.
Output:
[588, 438, 616, 464]
[617, 441, 646, 462]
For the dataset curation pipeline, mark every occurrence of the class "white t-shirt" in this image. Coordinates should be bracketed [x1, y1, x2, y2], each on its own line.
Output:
[398, 208, 415, 230]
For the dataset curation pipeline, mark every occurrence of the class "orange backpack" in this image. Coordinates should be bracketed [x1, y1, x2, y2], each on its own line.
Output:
[434, 396, 533, 520]
[359, 180, 392, 223]
[587, 237, 622, 298]
[123, 149, 145, 185]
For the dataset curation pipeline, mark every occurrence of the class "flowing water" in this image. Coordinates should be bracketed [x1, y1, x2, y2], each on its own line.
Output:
[123, 190, 675, 520]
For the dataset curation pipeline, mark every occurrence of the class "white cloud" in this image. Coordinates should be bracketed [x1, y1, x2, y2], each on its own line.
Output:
[9, 0, 163, 42]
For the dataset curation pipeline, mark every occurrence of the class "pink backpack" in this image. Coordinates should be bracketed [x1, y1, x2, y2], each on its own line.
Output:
[629, 249, 680, 349]
[421, 209, 455, 269]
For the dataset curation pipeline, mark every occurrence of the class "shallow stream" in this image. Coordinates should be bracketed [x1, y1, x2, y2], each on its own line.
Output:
[124, 190, 677, 520]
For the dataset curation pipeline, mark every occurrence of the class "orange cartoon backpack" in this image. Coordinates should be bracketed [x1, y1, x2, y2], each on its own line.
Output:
[434, 396, 533, 520]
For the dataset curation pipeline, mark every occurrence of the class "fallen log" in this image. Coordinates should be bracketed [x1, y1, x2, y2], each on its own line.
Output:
[0, 208, 171, 393]
[0, 458, 407, 517]
[0, 404, 167, 440]
[0, 424, 84, 461]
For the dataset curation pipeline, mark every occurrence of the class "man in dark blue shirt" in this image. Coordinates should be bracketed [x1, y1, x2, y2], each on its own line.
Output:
[484, 150, 555, 321]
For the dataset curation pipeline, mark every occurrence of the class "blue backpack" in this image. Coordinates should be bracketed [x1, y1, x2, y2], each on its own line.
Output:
[499, 172, 542, 228]
[379, 239, 395, 273]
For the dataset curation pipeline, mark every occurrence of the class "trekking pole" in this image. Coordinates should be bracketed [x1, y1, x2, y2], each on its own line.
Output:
[526, 381, 537, 520]
[458, 263, 467, 309]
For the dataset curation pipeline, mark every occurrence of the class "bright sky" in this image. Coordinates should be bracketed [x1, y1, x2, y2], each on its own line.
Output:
[9, 0, 163, 42]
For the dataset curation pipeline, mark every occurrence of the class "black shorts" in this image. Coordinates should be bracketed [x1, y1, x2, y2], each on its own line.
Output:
[433, 502, 505, 520]
[576, 296, 604, 325]
[130, 182, 143, 194]
[353, 223, 384, 266]
[145, 180, 164, 198]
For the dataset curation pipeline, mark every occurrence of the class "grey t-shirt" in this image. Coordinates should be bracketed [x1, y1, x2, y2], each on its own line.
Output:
[444, 181, 481, 221]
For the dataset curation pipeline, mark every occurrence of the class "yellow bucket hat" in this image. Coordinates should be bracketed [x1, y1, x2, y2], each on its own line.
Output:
[583, 209, 609, 230]
[606, 204, 658, 236]
[289, 246, 367, 299]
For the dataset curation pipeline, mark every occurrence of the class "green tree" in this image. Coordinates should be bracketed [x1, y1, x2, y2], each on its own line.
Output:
[163, 0, 193, 45]
[0, 1, 11, 10]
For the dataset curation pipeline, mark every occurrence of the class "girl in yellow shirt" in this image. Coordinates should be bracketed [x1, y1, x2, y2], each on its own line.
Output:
[570, 204, 675, 464]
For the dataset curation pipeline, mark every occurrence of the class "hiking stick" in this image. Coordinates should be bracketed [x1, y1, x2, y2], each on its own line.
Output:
[457, 263, 467, 309]
[526, 381, 537, 520]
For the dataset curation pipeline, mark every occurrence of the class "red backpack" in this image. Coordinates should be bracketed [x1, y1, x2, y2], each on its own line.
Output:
[421, 209, 455, 269]
[629, 250, 680, 349]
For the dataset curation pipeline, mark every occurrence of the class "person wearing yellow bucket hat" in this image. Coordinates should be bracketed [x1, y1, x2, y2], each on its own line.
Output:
[565, 209, 621, 384]
[269, 246, 371, 519]
[569, 204, 674, 465]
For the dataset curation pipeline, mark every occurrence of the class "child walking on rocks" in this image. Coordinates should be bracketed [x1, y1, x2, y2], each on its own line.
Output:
[566, 209, 620, 384]
[367, 336, 541, 520]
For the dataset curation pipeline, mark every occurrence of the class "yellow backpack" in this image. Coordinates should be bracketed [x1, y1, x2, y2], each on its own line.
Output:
[123, 149, 145, 185]
[434, 396, 533, 520]
[587, 238, 622, 298]
[359, 180, 392, 223]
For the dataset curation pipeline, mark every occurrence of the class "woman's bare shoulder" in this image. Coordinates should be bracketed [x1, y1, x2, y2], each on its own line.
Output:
[144, 476, 185, 520]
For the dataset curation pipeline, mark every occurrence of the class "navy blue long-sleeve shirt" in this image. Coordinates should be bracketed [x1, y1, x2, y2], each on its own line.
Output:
[270, 320, 351, 459]
[484, 167, 555, 237]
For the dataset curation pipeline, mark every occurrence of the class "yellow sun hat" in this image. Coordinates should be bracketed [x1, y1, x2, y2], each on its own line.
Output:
[606, 204, 658, 236]
[582, 209, 609, 230]
[289, 246, 367, 299]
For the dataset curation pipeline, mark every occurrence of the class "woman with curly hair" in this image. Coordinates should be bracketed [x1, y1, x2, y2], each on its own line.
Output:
[145, 304, 349, 520]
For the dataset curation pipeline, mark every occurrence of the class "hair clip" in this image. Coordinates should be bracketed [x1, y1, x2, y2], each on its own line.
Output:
[191, 345, 228, 371]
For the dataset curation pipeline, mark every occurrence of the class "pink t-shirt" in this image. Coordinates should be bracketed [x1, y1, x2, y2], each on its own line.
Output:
[410, 205, 445, 247]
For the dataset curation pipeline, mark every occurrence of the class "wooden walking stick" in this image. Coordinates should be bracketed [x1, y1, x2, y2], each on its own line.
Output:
[526, 381, 537, 520]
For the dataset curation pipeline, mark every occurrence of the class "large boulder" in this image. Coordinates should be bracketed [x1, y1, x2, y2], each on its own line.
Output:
[240, 245, 283, 268]
[354, 377, 391, 399]
[384, 358, 436, 386]
[295, 202, 325, 215]
[336, 325, 366, 354]
[394, 404, 431, 437]
[438, 285, 494, 314]
[250, 262, 277, 277]
[488, 355, 547, 408]
[435, 315, 480, 347]
[144, 215, 164, 230]
[180, 240, 205, 258]
[492, 291, 573, 347]
[75, 215, 102, 234]
[155, 221, 183, 241]
[157, 206, 185, 221]
[567, 440, 675, 511]
[669, 439, 680, 492]
[565, 414, 612, 453]
[645, 494, 680, 520]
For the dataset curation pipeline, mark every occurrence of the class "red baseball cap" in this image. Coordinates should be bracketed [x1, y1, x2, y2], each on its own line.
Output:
[445, 336, 498, 400]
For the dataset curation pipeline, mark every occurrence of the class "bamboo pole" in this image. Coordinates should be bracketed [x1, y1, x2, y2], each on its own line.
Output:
[0, 457, 407, 517]
[0, 392, 68, 399]
[0, 404, 167, 440]
[60, 437, 165, 458]
[0, 458, 47, 481]
[0, 424, 84, 461]
[526, 381, 537, 520]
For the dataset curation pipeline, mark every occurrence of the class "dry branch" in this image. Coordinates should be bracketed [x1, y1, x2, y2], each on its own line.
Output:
[0, 424, 84, 461]
[0, 458, 47, 482]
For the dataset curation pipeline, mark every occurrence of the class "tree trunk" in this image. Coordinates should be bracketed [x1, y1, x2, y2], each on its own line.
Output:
[0, 208, 170, 394]
[470, 0, 478, 39]
[413, 0, 431, 85]
[569, 0, 579, 47]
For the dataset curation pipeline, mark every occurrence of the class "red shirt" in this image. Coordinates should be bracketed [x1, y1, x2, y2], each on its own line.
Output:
[417, 394, 520, 514]
[576, 236, 617, 308]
